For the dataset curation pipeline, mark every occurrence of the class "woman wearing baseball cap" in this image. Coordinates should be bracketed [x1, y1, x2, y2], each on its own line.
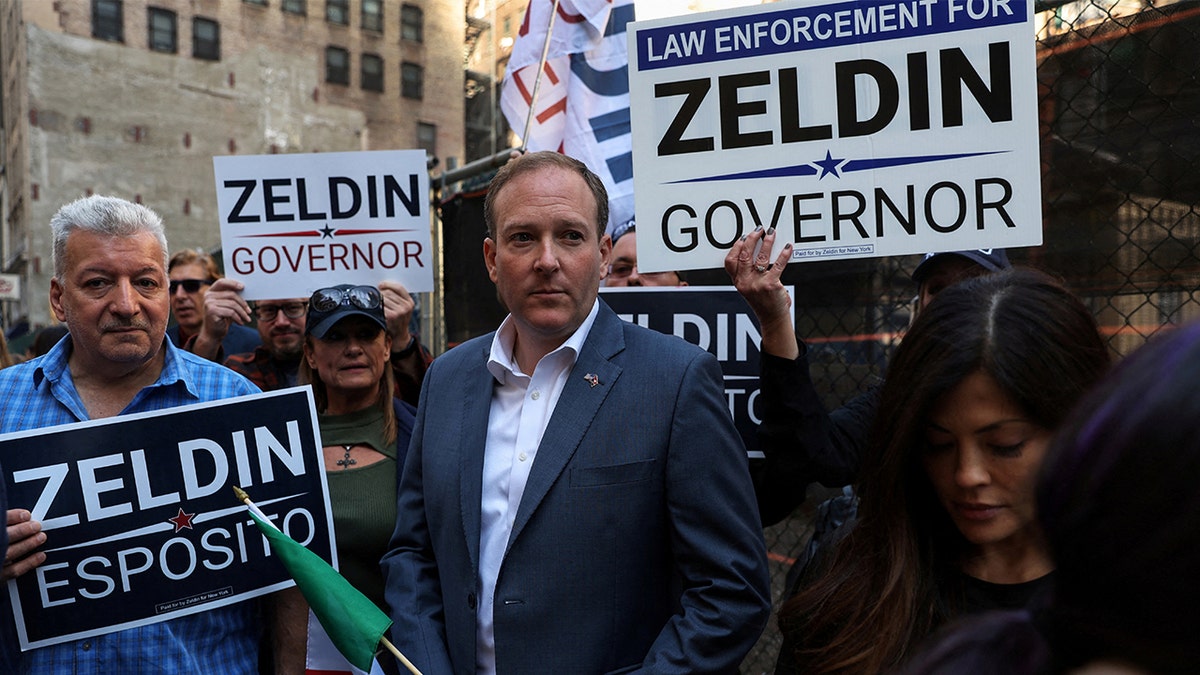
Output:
[272, 284, 414, 674]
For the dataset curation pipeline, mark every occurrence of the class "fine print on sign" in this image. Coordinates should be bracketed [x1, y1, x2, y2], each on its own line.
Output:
[629, 0, 1041, 273]
[214, 150, 434, 300]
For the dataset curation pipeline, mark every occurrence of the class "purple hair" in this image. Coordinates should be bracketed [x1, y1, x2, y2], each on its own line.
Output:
[1037, 320, 1200, 670]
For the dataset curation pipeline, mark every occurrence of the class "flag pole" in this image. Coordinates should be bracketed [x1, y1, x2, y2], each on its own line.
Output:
[520, 0, 564, 149]
[381, 637, 423, 675]
[233, 487, 424, 675]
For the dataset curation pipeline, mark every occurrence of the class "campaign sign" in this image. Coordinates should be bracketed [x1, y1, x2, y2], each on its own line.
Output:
[628, 0, 1041, 273]
[0, 387, 333, 650]
[599, 286, 795, 458]
[214, 150, 433, 300]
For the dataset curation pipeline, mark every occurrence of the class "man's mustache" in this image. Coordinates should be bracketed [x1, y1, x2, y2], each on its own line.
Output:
[101, 319, 152, 332]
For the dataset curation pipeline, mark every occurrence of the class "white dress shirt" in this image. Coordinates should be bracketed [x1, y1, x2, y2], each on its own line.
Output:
[475, 300, 601, 675]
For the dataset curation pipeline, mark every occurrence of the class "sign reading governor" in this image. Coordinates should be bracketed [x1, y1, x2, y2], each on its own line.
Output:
[0, 388, 333, 650]
[628, 0, 1042, 274]
[214, 149, 435, 300]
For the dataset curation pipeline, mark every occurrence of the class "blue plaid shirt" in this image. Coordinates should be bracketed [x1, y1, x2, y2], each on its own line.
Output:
[0, 337, 262, 674]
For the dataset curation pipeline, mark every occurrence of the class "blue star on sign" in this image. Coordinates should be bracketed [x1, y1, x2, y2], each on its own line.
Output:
[814, 151, 847, 179]
[319, 225, 336, 238]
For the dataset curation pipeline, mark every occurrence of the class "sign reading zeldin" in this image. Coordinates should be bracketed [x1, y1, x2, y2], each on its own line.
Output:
[628, 0, 1041, 273]
[214, 150, 434, 301]
[0, 387, 333, 651]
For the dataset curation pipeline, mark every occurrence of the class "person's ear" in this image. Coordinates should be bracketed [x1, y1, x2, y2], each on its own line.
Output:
[484, 237, 498, 284]
[598, 233, 612, 278]
[50, 277, 67, 322]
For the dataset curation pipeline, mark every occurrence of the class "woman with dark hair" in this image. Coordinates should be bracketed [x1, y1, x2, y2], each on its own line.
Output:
[903, 319, 1200, 675]
[776, 268, 1111, 674]
[271, 284, 415, 674]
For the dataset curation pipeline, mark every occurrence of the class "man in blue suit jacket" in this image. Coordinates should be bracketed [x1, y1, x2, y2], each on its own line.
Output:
[382, 151, 770, 674]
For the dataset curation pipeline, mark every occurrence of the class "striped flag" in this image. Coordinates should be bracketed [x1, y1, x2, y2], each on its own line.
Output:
[500, 0, 636, 237]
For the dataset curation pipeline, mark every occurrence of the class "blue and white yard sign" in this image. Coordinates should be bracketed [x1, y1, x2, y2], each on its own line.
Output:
[1, 387, 332, 650]
[629, 0, 1040, 273]
[214, 150, 433, 300]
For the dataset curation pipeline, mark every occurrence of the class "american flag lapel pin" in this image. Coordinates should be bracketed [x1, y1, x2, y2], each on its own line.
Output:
[584, 373, 600, 388]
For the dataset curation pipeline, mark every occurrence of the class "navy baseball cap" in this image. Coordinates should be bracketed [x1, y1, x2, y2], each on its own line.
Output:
[912, 249, 1011, 283]
[305, 284, 386, 339]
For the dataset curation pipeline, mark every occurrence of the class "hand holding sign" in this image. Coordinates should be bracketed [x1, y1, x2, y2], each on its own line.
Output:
[3, 509, 45, 580]
[192, 278, 255, 360]
[379, 280, 415, 351]
[725, 229, 798, 360]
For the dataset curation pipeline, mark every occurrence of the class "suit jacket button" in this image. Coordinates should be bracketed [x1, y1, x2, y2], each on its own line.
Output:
[467, 593, 477, 609]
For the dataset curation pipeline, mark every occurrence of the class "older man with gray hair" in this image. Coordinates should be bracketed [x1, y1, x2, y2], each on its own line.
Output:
[0, 195, 262, 673]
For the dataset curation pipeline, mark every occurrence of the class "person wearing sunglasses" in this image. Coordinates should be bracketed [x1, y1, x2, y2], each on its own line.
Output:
[268, 284, 416, 675]
[191, 277, 432, 406]
[381, 151, 769, 674]
[166, 249, 260, 357]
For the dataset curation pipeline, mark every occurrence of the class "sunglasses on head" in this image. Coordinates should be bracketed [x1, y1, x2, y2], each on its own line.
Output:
[309, 286, 382, 312]
[169, 279, 213, 294]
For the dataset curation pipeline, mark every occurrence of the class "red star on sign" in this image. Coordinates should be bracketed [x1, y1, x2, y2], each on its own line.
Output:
[168, 508, 196, 533]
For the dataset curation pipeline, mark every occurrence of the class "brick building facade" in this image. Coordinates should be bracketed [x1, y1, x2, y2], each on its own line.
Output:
[0, 0, 464, 330]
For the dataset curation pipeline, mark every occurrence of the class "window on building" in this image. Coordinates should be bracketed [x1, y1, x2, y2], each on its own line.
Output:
[148, 7, 177, 53]
[326, 0, 348, 25]
[362, 0, 383, 32]
[362, 53, 384, 92]
[417, 122, 437, 158]
[282, 0, 306, 15]
[243, 0, 267, 5]
[401, 62, 424, 100]
[400, 4, 423, 42]
[326, 46, 350, 85]
[92, 0, 124, 42]
[193, 17, 220, 60]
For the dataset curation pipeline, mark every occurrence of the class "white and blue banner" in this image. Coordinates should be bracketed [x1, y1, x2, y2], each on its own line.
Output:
[501, 0, 637, 236]
[600, 286, 795, 458]
[628, 0, 1041, 273]
[1, 388, 333, 650]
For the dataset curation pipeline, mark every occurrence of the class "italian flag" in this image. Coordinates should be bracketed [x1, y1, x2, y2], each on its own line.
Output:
[237, 488, 394, 673]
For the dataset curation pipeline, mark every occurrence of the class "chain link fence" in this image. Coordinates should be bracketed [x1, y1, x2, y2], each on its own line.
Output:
[744, 1, 1200, 671]
[440, 1, 1199, 670]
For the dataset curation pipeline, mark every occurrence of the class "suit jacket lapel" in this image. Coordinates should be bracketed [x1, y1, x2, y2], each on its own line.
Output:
[506, 305, 625, 552]
[459, 338, 495, 573]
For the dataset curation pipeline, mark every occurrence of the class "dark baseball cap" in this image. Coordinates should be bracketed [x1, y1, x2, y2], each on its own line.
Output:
[305, 284, 386, 339]
[912, 249, 1011, 282]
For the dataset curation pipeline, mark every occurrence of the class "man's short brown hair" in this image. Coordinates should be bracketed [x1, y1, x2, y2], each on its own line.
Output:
[483, 151, 609, 241]
[168, 248, 222, 281]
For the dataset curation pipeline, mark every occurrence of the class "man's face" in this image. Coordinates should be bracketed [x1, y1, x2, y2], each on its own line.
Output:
[50, 229, 169, 373]
[484, 166, 611, 355]
[168, 262, 212, 333]
[604, 231, 685, 287]
[253, 299, 308, 360]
